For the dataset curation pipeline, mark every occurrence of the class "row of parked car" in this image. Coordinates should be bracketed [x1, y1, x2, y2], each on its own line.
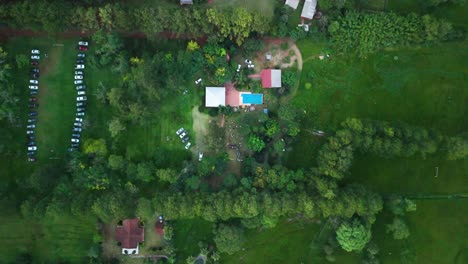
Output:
[69, 41, 89, 152]
[26, 49, 41, 162]
[176, 127, 192, 150]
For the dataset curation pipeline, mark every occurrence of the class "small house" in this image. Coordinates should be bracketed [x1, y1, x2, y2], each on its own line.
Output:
[205, 87, 226, 107]
[301, 0, 317, 20]
[285, 0, 300, 9]
[260, 69, 282, 88]
[115, 218, 145, 255]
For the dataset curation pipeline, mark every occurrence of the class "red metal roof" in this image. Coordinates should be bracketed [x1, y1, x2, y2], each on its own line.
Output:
[261, 69, 272, 88]
[115, 219, 144, 249]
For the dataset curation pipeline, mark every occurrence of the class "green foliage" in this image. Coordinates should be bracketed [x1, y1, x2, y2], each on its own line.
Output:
[247, 135, 266, 152]
[329, 12, 455, 57]
[213, 224, 245, 255]
[242, 38, 265, 56]
[136, 162, 155, 182]
[83, 139, 108, 156]
[282, 69, 297, 88]
[445, 136, 468, 160]
[108, 117, 126, 137]
[387, 195, 417, 216]
[187, 40, 200, 52]
[265, 119, 280, 138]
[336, 218, 371, 252]
[386, 217, 410, 240]
[156, 168, 180, 184]
[108, 154, 125, 170]
[90, 30, 124, 68]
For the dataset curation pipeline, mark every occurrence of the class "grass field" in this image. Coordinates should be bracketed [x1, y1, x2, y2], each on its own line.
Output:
[173, 219, 215, 261]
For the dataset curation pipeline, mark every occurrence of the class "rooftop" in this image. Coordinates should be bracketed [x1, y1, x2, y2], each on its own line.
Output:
[115, 218, 144, 252]
[205, 87, 226, 107]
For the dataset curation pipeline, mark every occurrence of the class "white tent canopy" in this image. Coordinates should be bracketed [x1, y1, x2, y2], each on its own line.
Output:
[205, 87, 226, 107]
[301, 0, 317, 20]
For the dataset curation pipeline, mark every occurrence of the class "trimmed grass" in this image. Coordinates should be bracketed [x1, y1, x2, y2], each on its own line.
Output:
[212, 0, 277, 18]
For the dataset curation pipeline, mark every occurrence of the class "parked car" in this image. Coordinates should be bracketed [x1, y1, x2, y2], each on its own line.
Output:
[74, 80, 83, 85]
[31, 55, 40, 60]
[27, 151, 36, 156]
[176, 127, 184, 135]
[31, 61, 39, 66]
[26, 130, 35, 135]
[75, 64, 85, 69]
[73, 122, 82, 127]
[72, 127, 82, 132]
[68, 147, 78, 152]
[27, 157, 37, 162]
[77, 53, 86, 58]
[29, 90, 38, 95]
[182, 136, 190, 143]
[74, 75, 83, 80]
[29, 85, 38, 90]
[75, 118, 83, 122]
[27, 118, 37, 123]
[76, 85, 86, 91]
[28, 111, 38, 116]
[195, 78, 202, 84]
[76, 102, 87, 107]
[77, 91, 86, 96]
[78, 46, 88, 51]
[236, 64, 242, 72]
[71, 138, 80, 143]
[179, 131, 187, 139]
[31, 49, 40, 54]
[198, 151, 203, 161]
[26, 124, 35, 129]
[78, 41, 89, 46]
[248, 64, 255, 69]
[244, 59, 252, 64]
[29, 80, 38, 84]
[31, 68, 40, 73]
[31, 73, 39, 79]
[27, 135, 36, 141]
[76, 96, 87, 101]
[28, 146, 37, 151]
[185, 142, 192, 149]
[28, 103, 38, 108]
[77, 107, 86, 112]
[27, 141, 36, 146]
[71, 143, 79, 148]
[72, 133, 81, 138]
[76, 112, 85, 117]
[75, 70, 84, 75]
[76, 59, 85, 64]
[29, 97, 37, 102]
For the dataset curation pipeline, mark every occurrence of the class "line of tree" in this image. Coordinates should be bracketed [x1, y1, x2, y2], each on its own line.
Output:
[328, 11, 458, 57]
[0, 1, 269, 45]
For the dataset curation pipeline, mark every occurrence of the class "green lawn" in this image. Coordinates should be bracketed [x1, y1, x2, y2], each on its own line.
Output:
[212, 0, 277, 18]
[173, 219, 215, 261]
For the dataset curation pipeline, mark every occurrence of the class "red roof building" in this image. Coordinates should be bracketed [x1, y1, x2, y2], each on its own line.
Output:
[115, 218, 145, 255]
[260, 69, 282, 88]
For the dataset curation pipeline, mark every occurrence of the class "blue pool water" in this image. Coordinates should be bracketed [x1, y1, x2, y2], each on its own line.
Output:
[241, 93, 263, 104]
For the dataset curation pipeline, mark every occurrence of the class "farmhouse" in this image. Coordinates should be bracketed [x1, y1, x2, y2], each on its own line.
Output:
[206, 85, 264, 108]
[301, 0, 317, 20]
[115, 218, 145, 255]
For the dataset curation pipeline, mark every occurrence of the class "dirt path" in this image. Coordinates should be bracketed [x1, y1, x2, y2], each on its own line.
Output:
[191, 106, 210, 151]
[263, 38, 303, 70]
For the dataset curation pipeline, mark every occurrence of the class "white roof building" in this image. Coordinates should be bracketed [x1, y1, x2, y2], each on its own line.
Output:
[285, 0, 300, 9]
[205, 87, 226, 107]
[301, 0, 317, 20]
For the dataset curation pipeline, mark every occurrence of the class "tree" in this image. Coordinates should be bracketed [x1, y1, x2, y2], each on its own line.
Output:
[136, 162, 155, 182]
[83, 139, 108, 156]
[282, 69, 297, 88]
[336, 218, 371, 252]
[445, 136, 467, 160]
[386, 217, 410, 240]
[213, 224, 245, 255]
[265, 119, 280, 138]
[247, 135, 265, 152]
[108, 117, 126, 138]
[387, 195, 417, 216]
[108, 154, 125, 170]
[187, 40, 200, 51]
[156, 168, 180, 184]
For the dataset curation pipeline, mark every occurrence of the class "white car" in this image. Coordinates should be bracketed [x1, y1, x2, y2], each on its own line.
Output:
[28, 146, 37, 151]
[27, 130, 34, 134]
[75, 118, 83, 122]
[75, 64, 85, 69]
[77, 91, 85, 95]
[78, 41, 89, 46]
[244, 59, 252, 64]
[176, 127, 184, 135]
[195, 78, 202, 85]
[198, 151, 203, 161]
[29, 80, 38, 84]
[75, 71, 84, 75]
[236, 64, 242, 72]
[77, 96, 87, 101]
[74, 75, 83, 80]
[73, 122, 82, 127]
[71, 138, 80, 143]
[31, 55, 40, 60]
[31, 49, 40, 54]
[76, 112, 85, 117]
[29, 85, 38, 90]
[248, 64, 255, 69]
[74, 80, 83, 85]
[179, 131, 187, 139]
[26, 124, 35, 129]
[185, 142, 191, 149]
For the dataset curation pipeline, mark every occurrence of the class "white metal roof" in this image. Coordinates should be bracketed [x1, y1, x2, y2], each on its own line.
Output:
[285, 0, 300, 9]
[205, 87, 226, 107]
[301, 0, 317, 20]
[271, 69, 282, 88]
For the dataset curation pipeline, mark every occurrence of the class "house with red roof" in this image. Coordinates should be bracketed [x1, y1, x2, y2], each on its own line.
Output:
[115, 218, 145, 255]
[260, 69, 282, 88]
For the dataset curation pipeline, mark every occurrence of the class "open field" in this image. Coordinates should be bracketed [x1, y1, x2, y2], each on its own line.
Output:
[173, 219, 215, 261]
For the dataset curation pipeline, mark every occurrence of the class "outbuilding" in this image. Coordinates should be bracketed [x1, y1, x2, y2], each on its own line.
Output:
[205, 87, 226, 107]
[301, 0, 317, 20]
[261, 69, 282, 88]
[115, 218, 145, 255]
